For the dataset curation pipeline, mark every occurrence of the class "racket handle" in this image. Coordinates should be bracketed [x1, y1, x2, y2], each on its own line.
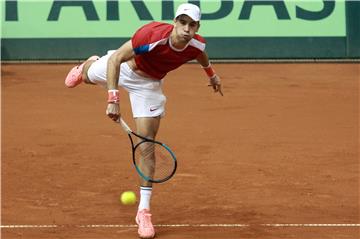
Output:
[118, 117, 132, 134]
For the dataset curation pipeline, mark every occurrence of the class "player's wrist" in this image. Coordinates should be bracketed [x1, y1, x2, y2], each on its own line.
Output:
[202, 64, 216, 79]
[107, 89, 120, 104]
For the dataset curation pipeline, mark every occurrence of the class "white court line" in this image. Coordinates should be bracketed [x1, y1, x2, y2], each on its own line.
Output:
[261, 224, 360, 227]
[1, 224, 359, 229]
[1, 225, 58, 228]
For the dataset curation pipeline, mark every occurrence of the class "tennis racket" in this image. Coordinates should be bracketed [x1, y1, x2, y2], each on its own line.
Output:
[118, 117, 177, 183]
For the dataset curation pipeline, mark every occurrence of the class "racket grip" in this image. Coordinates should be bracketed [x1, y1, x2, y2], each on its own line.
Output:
[118, 117, 132, 133]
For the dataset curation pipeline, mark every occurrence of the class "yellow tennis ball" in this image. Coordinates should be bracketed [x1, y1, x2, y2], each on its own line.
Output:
[120, 191, 137, 205]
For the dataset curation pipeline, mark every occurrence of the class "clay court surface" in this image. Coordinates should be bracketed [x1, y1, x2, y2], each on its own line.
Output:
[1, 63, 359, 238]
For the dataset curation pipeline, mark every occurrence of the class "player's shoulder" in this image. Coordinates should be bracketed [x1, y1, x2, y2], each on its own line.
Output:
[136, 21, 173, 38]
[132, 21, 173, 47]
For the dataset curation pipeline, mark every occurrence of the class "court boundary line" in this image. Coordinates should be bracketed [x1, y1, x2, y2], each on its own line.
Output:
[1, 223, 360, 229]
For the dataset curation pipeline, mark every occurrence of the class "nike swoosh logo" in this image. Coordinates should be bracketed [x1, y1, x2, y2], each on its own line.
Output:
[150, 108, 158, 112]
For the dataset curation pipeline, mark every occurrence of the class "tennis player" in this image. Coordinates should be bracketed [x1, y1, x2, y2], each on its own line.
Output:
[65, 3, 222, 238]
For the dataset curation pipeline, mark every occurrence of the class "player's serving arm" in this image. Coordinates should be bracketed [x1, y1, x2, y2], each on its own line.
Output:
[64, 3, 222, 239]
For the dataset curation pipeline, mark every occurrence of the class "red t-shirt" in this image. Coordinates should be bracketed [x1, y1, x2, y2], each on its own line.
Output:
[131, 21, 206, 80]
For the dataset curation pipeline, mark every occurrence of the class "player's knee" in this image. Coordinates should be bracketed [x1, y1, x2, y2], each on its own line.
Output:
[136, 118, 160, 140]
[82, 62, 95, 84]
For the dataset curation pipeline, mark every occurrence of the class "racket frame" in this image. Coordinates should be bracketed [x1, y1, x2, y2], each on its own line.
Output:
[119, 118, 177, 183]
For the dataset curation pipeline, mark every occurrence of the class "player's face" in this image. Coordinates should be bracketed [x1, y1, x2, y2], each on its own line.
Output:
[174, 15, 200, 42]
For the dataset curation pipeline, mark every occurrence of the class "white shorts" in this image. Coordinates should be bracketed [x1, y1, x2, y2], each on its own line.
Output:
[87, 51, 166, 118]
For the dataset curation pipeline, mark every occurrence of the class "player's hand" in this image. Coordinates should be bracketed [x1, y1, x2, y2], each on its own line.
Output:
[208, 75, 223, 96]
[106, 103, 120, 121]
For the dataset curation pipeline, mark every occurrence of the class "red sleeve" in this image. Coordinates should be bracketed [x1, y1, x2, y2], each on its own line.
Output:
[131, 22, 173, 55]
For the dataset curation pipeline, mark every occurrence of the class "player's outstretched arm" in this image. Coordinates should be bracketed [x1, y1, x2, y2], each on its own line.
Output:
[196, 52, 223, 96]
[106, 40, 136, 121]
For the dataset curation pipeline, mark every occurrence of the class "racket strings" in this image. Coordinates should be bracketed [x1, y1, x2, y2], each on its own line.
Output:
[134, 141, 175, 181]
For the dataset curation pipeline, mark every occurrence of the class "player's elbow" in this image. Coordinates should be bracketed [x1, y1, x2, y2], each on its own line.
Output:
[108, 51, 124, 67]
[111, 50, 134, 66]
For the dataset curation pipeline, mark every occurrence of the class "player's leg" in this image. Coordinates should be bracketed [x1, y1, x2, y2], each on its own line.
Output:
[82, 60, 98, 85]
[119, 63, 165, 239]
[65, 50, 118, 88]
[136, 116, 160, 198]
[135, 116, 160, 187]
[134, 116, 159, 239]
[65, 55, 99, 88]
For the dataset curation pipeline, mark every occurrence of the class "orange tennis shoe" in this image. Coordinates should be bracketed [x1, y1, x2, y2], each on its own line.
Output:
[65, 55, 99, 88]
[135, 209, 155, 239]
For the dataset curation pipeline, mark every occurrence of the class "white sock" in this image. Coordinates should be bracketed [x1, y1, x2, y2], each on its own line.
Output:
[138, 186, 152, 211]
